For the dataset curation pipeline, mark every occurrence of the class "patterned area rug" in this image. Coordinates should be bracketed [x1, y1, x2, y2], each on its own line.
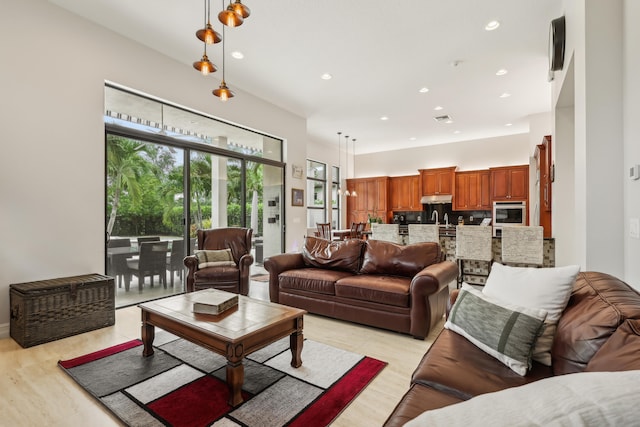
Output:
[58, 330, 386, 427]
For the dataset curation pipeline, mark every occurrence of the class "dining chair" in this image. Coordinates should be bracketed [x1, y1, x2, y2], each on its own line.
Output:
[316, 223, 332, 240]
[348, 222, 359, 239]
[126, 240, 169, 292]
[137, 236, 160, 246]
[356, 222, 366, 239]
[166, 239, 185, 288]
[107, 238, 132, 288]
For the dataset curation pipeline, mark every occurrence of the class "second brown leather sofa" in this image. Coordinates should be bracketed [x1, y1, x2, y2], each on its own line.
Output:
[264, 236, 459, 339]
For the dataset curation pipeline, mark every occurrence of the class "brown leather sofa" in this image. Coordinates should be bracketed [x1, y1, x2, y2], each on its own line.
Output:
[264, 236, 459, 339]
[384, 271, 640, 426]
[183, 227, 253, 295]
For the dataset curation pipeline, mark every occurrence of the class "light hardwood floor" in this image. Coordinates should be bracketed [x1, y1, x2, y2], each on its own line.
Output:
[0, 280, 442, 427]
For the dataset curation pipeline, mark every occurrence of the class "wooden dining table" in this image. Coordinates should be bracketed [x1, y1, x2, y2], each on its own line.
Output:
[332, 229, 353, 240]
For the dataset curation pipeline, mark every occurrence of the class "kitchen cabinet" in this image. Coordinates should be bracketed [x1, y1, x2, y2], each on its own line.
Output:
[389, 175, 421, 211]
[419, 167, 456, 196]
[490, 165, 529, 201]
[535, 136, 552, 237]
[346, 176, 389, 224]
[454, 170, 491, 210]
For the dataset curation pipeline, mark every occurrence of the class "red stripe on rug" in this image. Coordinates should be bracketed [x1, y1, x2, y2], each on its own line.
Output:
[288, 356, 387, 427]
[58, 340, 142, 369]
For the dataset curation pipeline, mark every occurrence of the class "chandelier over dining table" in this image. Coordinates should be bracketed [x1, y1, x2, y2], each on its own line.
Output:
[193, 0, 251, 102]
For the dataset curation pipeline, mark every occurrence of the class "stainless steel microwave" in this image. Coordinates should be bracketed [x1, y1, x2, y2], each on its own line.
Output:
[493, 201, 526, 236]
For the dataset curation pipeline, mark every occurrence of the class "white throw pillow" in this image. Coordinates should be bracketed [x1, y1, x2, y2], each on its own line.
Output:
[482, 263, 580, 365]
[404, 370, 640, 427]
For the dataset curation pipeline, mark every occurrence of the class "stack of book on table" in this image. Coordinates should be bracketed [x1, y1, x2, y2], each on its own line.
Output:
[192, 289, 238, 315]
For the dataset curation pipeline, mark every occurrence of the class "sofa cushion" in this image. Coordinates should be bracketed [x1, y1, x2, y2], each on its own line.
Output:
[445, 284, 547, 376]
[194, 264, 239, 283]
[360, 240, 441, 278]
[482, 263, 580, 366]
[383, 383, 464, 427]
[552, 272, 640, 375]
[302, 236, 364, 274]
[194, 249, 235, 269]
[278, 268, 354, 296]
[412, 329, 552, 400]
[585, 319, 640, 372]
[336, 275, 411, 307]
[404, 370, 640, 427]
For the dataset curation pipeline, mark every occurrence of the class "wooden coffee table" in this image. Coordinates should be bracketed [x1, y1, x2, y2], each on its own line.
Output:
[138, 290, 306, 406]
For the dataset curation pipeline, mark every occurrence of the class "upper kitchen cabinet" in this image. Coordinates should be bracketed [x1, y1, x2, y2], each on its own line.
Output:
[389, 175, 421, 211]
[490, 165, 529, 201]
[346, 176, 389, 224]
[419, 167, 457, 196]
[454, 170, 491, 211]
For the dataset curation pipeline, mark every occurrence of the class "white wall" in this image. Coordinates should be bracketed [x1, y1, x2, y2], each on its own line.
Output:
[552, 0, 626, 278]
[355, 133, 531, 178]
[623, 0, 640, 285]
[0, 0, 308, 328]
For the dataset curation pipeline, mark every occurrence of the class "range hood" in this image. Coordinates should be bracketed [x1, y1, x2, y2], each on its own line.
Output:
[420, 195, 453, 204]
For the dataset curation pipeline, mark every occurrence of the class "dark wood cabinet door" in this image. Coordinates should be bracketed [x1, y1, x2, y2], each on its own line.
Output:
[454, 173, 470, 210]
[490, 165, 528, 201]
[420, 167, 456, 195]
[390, 175, 420, 210]
[479, 171, 491, 209]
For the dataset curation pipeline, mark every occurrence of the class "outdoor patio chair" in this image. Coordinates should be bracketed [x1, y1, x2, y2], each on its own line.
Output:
[126, 240, 169, 292]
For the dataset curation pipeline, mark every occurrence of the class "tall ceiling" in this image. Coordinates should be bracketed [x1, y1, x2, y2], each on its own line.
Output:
[50, 0, 562, 154]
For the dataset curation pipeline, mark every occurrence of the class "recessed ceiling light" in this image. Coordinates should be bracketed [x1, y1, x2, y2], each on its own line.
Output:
[485, 20, 500, 31]
[499, 92, 511, 98]
[419, 87, 429, 93]
[453, 130, 461, 134]
[496, 68, 508, 76]
[380, 116, 389, 121]
[505, 123, 513, 127]
[409, 137, 417, 141]
[321, 73, 332, 80]
[445, 119, 454, 124]
[231, 51, 244, 59]
[434, 106, 444, 111]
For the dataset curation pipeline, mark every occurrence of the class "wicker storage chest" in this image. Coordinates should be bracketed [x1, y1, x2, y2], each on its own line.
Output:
[10, 274, 115, 348]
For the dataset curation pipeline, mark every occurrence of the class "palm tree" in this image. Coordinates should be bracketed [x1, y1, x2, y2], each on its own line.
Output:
[190, 154, 213, 230]
[106, 136, 149, 236]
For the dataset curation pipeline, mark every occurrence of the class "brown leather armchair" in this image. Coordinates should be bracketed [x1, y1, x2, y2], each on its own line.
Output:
[184, 227, 254, 295]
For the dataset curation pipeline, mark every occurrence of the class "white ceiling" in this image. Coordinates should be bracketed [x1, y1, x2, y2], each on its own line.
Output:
[50, 0, 562, 154]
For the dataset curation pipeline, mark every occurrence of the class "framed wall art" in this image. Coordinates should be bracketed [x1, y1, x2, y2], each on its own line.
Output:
[292, 188, 304, 206]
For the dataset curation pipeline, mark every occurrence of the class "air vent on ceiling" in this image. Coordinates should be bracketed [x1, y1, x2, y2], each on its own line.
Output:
[433, 115, 452, 123]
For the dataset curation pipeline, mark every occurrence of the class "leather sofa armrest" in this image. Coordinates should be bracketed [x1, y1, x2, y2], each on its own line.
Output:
[263, 253, 306, 303]
[409, 260, 459, 339]
[238, 253, 254, 295]
[447, 288, 460, 319]
[184, 255, 199, 292]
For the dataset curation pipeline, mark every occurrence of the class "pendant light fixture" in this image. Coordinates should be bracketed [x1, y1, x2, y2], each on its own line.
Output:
[336, 132, 343, 196]
[193, 42, 217, 75]
[344, 135, 351, 197]
[212, 23, 235, 101]
[196, 0, 222, 44]
[351, 138, 358, 197]
[230, 0, 251, 19]
[219, 0, 244, 27]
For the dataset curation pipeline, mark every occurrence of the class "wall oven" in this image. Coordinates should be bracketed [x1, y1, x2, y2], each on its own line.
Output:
[492, 201, 526, 237]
